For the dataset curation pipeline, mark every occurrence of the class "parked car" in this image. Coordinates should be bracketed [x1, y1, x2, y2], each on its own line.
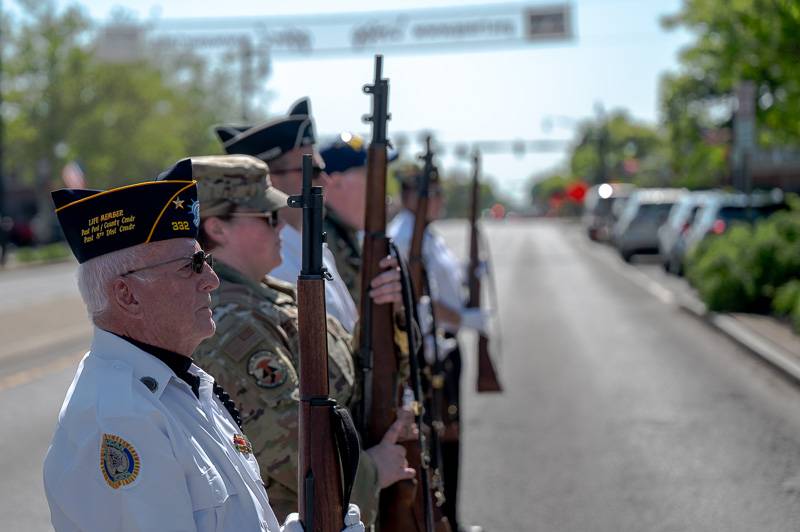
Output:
[657, 191, 718, 275]
[684, 190, 788, 253]
[613, 188, 687, 262]
[582, 183, 635, 242]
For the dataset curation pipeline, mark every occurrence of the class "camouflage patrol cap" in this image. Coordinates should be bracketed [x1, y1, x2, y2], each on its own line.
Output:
[189, 155, 289, 217]
[392, 161, 440, 190]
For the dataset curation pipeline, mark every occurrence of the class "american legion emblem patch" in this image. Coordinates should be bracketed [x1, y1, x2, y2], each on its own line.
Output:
[100, 433, 141, 489]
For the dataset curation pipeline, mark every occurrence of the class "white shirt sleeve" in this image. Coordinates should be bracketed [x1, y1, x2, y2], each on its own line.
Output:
[45, 416, 200, 532]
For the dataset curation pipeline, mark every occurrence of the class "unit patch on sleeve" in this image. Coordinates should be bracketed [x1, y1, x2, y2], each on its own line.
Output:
[100, 433, 141, 489]
[247, 351, 289, 389]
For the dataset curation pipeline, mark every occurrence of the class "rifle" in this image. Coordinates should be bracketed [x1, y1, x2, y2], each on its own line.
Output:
[291, 155, 360, 532]
[467, 150, 503, 393]
[407, 135, 432, 303]
[407, 137, 452, 531]
[359, 54, 428, 532]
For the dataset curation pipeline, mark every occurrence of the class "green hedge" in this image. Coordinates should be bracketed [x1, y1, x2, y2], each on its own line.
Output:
[685, 199, 800, 332]
[14, 242, 72, 264]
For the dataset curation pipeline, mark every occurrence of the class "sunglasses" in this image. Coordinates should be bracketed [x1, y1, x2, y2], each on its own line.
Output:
[270, 166, 324, 179]
[229, 210, 281, 228]
[121, 250, 213, 277]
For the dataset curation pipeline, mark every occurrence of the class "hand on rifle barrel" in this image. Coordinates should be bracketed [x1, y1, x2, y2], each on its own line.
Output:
[365, 415, 417, 488]
[368, 256, 403, 312]
[395, 404, 420, 443]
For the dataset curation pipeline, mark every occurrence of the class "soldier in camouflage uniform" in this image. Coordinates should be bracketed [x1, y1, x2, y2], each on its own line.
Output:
[188, 155, 416, 525]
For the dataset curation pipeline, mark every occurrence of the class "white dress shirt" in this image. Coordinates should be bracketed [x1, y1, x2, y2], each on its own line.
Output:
[387, 209, 466, 334]
[270, 223, 358, 333]
[43, 328, 282, 532]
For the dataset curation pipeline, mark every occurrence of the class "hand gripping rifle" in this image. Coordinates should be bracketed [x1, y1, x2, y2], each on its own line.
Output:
[468, 150, 503, 393]
[359, 55, 428, 532]
[291, 155, 361, 532]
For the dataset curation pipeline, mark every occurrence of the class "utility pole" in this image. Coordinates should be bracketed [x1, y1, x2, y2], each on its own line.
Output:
[594, 103, 609, 185]
[239, 37, 253, 122]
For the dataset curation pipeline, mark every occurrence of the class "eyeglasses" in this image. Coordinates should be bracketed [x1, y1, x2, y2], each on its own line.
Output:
[270, 166, 324, 179]
[121, 250, 213, 277]
[229, 210, 281, 228]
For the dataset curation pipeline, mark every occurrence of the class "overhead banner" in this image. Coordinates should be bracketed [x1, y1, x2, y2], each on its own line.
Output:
[145, 3, 573, 56]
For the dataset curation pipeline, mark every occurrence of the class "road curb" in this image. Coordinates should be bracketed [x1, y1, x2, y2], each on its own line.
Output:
[676, 294, 800, 385]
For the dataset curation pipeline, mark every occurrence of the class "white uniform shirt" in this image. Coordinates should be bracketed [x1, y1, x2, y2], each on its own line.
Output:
[270, 223, 358, 333]
[387, 209, 466, 334]
[43, 328, 283, 532]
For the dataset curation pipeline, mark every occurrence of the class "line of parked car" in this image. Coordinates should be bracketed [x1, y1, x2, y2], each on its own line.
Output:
[582, 182, 788, 274]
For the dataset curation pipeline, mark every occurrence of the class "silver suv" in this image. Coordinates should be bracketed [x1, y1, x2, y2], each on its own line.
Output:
[613, 188, 687, 262]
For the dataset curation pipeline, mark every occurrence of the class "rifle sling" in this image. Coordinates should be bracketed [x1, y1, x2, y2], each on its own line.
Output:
[303, 396, 361, 517]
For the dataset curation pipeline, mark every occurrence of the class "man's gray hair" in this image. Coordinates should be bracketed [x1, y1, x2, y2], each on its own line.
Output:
[76, 244, 147, 321]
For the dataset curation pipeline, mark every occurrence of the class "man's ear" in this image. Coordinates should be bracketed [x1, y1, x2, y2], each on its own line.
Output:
[110, 277, 143, 318]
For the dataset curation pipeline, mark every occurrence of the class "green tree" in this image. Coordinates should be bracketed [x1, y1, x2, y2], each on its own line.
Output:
[441, 172, 506, 219]
[570, 109, 669, 187]
[660, 0, 800, 186]
[3, 1, 239, 238]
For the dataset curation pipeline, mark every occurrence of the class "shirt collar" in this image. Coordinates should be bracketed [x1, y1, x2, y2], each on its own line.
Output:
[90, 327, 200, 400]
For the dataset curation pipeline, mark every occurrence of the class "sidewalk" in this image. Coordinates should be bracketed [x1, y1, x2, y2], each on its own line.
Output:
[674, 288, 800, 384]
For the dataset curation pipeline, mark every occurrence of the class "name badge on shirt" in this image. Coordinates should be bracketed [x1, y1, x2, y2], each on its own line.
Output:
[233, 433, 253, 455]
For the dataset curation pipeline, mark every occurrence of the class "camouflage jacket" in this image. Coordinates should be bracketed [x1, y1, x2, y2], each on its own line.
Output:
[193, 261, 379, 523]
[323, 209, 362, 306]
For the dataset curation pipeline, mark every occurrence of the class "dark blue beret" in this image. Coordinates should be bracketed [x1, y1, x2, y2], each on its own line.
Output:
[320, 132, 399, 174]
[320, 133, 368, 174]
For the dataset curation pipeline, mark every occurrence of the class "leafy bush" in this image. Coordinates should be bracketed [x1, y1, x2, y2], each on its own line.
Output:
[685, 224, 757, 312]
[773, 280, 800, 316]
[686, 200, 800, 319]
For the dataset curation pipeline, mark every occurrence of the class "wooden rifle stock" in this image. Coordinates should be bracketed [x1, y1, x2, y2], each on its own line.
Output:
[292, 155, 344, 532]
[468, 151, 503, 393]
[359, 55, 427, 532]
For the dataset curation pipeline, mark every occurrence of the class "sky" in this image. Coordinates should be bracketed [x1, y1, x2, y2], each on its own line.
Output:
[50, 0, 694, 204]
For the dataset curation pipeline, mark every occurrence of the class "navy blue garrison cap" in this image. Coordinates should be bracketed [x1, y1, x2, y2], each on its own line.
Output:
[320, 132, 399, 174]
[216, 98, 317, 163]
[52, 160, 199, 263]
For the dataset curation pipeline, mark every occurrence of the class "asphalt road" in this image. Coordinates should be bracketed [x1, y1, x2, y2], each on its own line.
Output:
[4, 220, 800, 531]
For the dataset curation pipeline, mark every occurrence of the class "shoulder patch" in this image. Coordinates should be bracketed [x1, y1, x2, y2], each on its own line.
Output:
[222, 325, 262, 363]
[100, 433, 140, 489]
[247, 351, 289, 388]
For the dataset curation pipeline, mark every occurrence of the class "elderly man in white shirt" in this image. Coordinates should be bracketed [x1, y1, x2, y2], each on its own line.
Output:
[43, 164, 364, 532]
